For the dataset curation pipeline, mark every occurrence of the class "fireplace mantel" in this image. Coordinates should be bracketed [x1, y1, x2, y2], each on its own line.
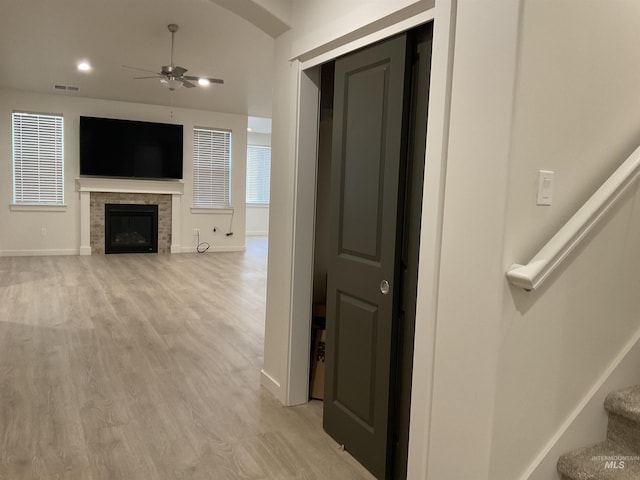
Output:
[75, 177, 184, 195]
[76, 177, 184, 255]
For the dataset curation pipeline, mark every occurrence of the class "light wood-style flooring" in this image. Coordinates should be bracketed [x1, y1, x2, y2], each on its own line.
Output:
[0, 238, 374, 480]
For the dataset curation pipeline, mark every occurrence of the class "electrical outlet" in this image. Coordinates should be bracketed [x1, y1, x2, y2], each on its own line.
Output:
[40, 227, 47, 236]
[194, 228, 200, 236]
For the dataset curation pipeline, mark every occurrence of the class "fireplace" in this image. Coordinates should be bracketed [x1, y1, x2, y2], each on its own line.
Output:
[105, 203, 158, 254]
[77, 177, 182, 255]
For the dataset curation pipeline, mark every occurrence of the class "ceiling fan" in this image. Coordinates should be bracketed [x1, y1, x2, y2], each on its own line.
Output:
[124, 24, 224, 91]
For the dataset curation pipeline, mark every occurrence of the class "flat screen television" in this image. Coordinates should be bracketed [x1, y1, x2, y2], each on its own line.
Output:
[80, 116, 183, 179]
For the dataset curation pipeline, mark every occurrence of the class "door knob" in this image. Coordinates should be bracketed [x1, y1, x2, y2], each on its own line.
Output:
[380, 279, 390, 295]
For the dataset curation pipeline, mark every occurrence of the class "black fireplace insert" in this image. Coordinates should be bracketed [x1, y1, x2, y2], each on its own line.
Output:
[105, 203, 158, 254]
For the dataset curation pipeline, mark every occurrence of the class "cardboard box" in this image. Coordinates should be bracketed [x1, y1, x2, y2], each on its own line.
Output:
[310, 329, 326, 400]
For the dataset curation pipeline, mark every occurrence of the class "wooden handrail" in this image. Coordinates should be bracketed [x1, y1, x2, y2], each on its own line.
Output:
[507, 145, 640, 291]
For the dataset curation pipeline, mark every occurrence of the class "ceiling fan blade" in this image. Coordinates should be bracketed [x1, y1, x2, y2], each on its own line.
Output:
[122, 65, 161, 75]
[133, 76, 164, 80]
[172, 66, 187, 76]
[181, 79, 196, 88]
[183, 75, 224, 85]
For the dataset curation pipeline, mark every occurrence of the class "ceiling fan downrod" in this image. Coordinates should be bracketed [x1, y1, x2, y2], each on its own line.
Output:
[168, 24, 179, 71]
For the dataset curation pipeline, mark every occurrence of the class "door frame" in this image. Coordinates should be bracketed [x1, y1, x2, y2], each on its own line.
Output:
[285, 1, 456, 478]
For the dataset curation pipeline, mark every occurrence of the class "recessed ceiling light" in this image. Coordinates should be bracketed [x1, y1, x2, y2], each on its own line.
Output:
[77, 61, 92, 72]
[198, 78, 210, 86]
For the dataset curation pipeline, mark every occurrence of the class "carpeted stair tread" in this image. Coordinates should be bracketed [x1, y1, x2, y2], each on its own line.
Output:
[604, 385, 640, 423]
[558, 441, 640, 480]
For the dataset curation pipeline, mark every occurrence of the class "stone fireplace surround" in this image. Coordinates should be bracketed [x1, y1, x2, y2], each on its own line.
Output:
[76, 177, 184, 255]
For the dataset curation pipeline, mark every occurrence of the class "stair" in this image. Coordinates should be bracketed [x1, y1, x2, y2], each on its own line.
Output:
[558, 386, 640, 479]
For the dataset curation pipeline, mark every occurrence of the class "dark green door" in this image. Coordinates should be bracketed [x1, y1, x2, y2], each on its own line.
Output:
[323, 33, 409, 479]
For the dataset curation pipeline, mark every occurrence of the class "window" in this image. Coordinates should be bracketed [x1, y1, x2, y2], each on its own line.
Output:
[12, 112, 64, 205]
[246, 145, 271, 205]
[193, 127, 232, 208]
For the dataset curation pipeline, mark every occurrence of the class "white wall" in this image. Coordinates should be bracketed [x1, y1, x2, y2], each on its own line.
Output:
[490, 1, 640, 479]
[246, 131, 270, 236]
[246, 206, 269, 236]
[290, 0, 430, 59]
[262, 28, 298, 401]
[424, 1, 520, 477]
[0, 89, 247, 255]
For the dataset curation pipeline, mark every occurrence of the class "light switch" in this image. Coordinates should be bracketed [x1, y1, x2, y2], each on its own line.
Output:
[537, 170, 554, 206]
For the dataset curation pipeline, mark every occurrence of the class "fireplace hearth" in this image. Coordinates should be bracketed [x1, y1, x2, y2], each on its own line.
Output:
[105, 203, 158, 254]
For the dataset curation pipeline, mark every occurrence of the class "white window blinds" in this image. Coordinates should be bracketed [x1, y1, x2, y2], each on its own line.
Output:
[193, 127, 232, 208]
[246, 145, 271, 205]
[12, 112, 64, 205]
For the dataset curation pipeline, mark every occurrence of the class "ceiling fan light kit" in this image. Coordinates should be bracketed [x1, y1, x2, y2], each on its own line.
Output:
[160, 77, 183, 91]
[126, 23, 224, 91]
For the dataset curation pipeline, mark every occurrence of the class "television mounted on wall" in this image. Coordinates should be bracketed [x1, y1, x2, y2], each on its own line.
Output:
[80, 116, 183, 180]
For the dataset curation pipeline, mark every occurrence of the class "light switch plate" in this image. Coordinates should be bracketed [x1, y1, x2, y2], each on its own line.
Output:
[537, 170, 554, 206]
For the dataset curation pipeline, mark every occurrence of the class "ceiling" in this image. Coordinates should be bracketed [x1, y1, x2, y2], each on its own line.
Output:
[0, 0, 276, 119]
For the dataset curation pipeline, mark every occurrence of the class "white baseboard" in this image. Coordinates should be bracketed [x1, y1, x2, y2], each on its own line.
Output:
[176, 245, 246, 254]
[261, 369, 285, 403]
[0, 246, 246, 257]
[0, 248, 79, 257]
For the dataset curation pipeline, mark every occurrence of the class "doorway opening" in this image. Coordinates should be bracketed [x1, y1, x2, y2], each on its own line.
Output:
[308, 23, 433, 480]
